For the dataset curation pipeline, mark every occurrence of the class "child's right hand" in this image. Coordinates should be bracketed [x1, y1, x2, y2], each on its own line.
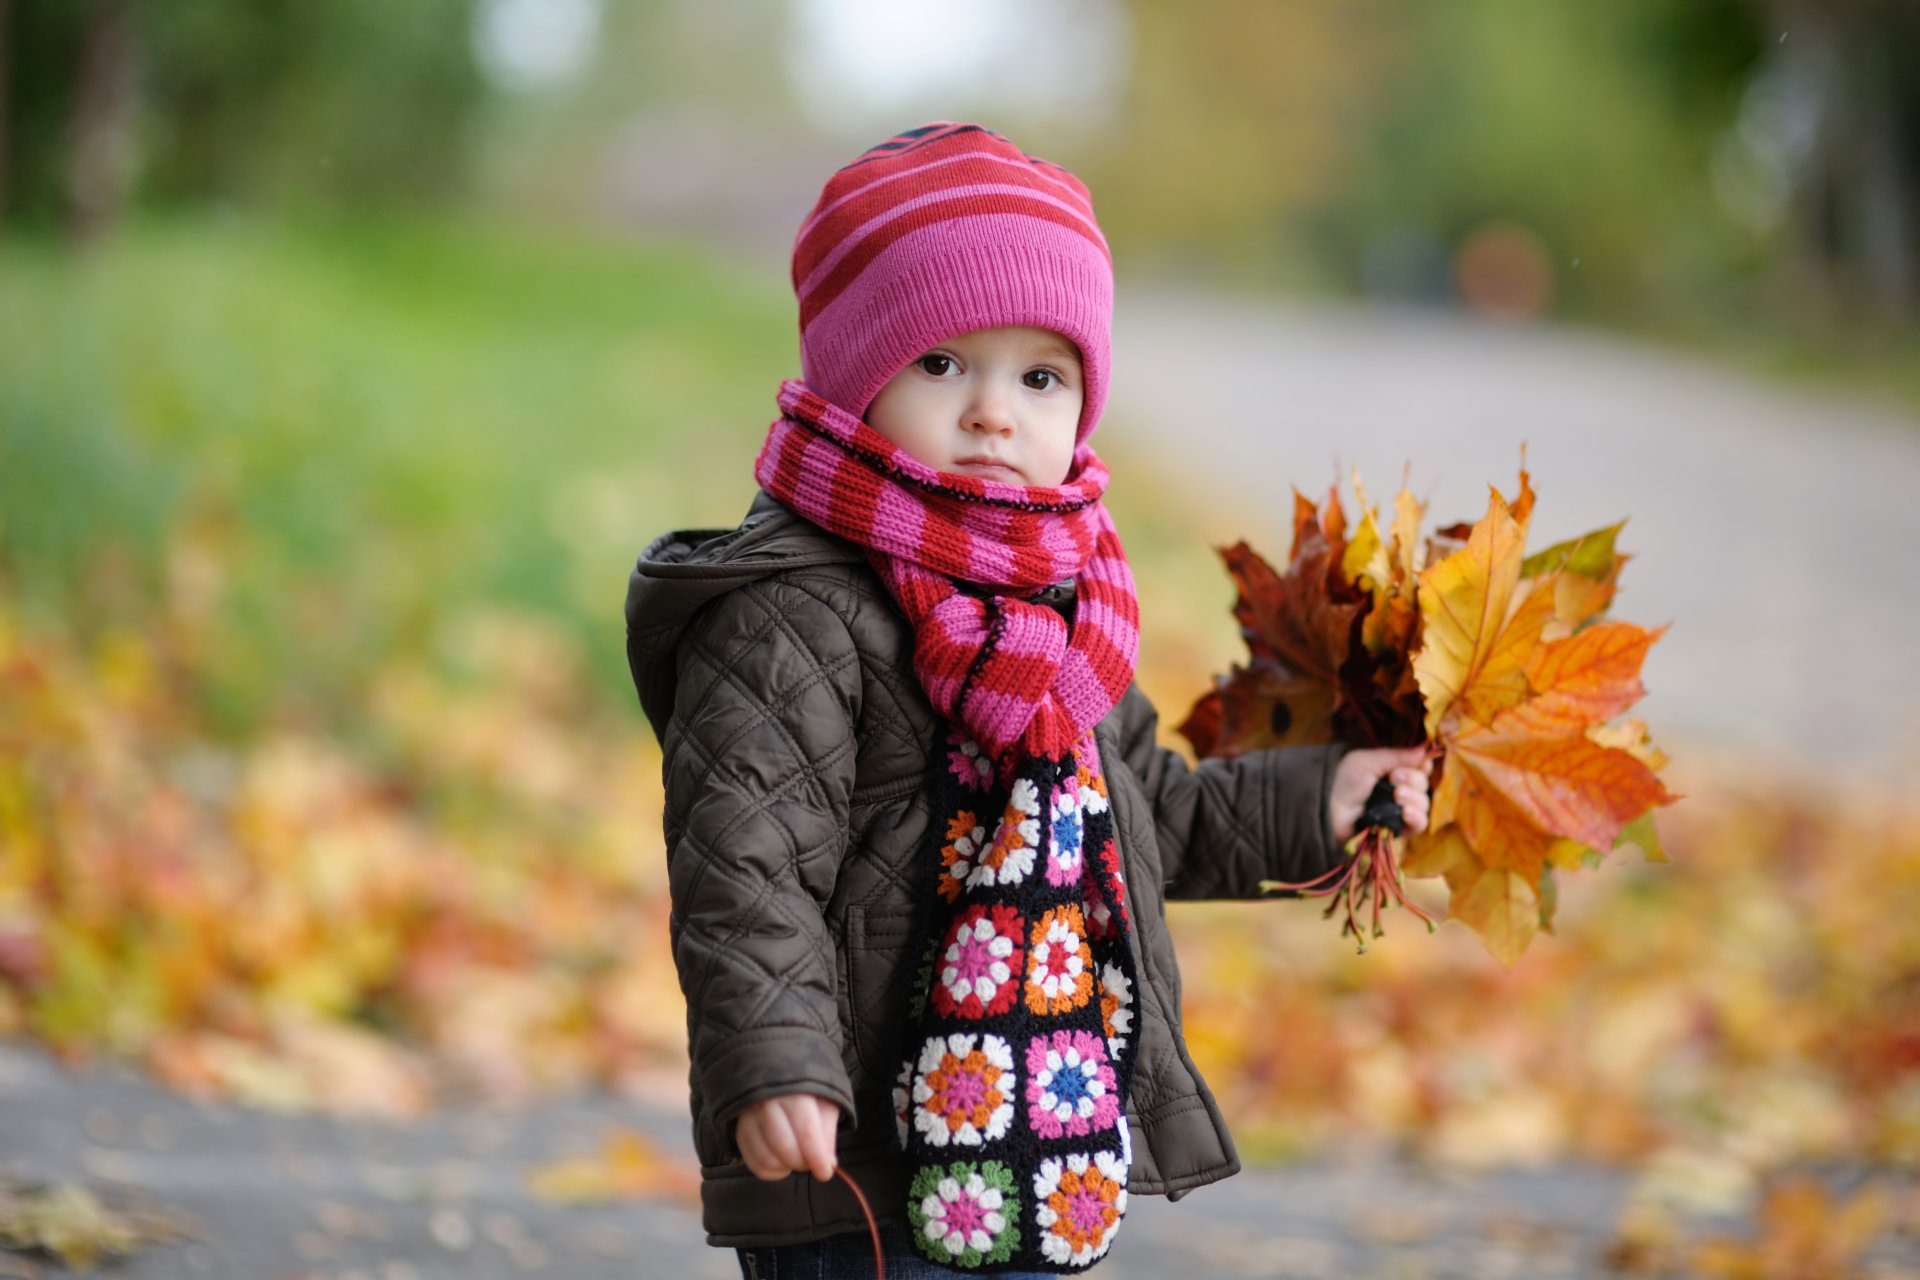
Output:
[734, 1092, 840, 1182]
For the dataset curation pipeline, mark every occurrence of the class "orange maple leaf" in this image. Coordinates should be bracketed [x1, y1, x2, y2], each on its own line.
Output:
[1517, 620, 1667, 727]
[1443, 720, 1675, 883]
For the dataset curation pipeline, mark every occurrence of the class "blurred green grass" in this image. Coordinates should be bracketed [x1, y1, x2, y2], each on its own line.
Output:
[0, 216, 797, 733]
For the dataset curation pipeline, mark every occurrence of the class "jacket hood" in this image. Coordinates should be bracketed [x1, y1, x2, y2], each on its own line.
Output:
[624, 491, 863, 742]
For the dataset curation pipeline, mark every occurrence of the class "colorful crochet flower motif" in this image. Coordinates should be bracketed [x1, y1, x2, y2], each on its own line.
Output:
[1083, 838, 1128, 938]
[937, 810, 990, 903]
[1098, 962, 1134, 1059]
[932, 904, 1024, 1020]
[912, 1033, 1015, 1148]
[1025, 904, 1094, 1016]
[908, 1160, 1020, 1267]
[1033, 1151, 1129, 1267]
[1072, 759, 1110, 817]
[969, 778, 1041, 890]
[947, 732, 995, 792]
[1024, 1029, 1120, 1139]
[1044, 781, 1087, 887]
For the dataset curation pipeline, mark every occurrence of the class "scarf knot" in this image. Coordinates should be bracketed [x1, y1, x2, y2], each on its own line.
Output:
[757, 380, 1139, 774]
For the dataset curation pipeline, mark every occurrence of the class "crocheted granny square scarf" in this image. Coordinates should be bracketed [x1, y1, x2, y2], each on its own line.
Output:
[755, 381, 1143, 1272]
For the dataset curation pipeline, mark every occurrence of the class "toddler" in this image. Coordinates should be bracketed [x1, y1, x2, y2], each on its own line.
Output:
[624, 122, 1431, 1277]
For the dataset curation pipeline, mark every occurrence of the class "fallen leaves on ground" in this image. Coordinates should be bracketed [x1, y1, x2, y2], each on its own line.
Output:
[0, 577, 688, 1121]
[1609, 1176, 1890, 1278]
[526, 1126, 700, 1205]
[0, 1178, 198, 1273]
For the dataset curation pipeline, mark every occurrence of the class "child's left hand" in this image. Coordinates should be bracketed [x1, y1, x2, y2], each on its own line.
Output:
[1329, 746, 1434, 843]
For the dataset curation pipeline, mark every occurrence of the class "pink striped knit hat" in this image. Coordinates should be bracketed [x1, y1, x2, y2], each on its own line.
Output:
[791, 122, 1114, 443]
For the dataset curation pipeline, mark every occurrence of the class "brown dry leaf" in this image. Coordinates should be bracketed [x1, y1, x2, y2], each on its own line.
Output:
[1177, 531, 1358, 758]
[1177, 662, 1335, 758]
[1227, 535, 1359, 700]
[1293, 485, 1349, 564]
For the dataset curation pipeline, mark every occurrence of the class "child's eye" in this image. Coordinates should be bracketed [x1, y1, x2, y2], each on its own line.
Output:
[918, 354, 955, 376]
[1023, 368, 1060, 391]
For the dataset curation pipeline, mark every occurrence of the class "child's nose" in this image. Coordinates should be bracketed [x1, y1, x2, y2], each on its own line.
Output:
[964, 384, 1017, 435]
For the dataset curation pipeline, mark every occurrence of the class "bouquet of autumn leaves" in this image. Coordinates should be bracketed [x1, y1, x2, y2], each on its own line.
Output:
[1179, 467, 1677, 964]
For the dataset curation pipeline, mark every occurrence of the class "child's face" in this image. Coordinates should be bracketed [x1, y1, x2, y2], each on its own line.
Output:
[864, 326, 1083, 487]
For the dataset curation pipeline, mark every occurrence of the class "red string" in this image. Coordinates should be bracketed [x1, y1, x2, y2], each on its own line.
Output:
[834, 1165, 885, 1280]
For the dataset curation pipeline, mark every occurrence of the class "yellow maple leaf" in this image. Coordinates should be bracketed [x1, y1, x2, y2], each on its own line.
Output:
[1444, 860, 1539, 969]
[1412, 474, 1542, 736]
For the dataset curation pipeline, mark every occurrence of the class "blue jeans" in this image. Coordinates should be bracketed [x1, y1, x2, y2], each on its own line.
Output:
[736, 1222, 1054, 1279]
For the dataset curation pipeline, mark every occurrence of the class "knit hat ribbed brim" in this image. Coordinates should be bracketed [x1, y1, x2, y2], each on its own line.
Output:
[792, 123, 1114, 443]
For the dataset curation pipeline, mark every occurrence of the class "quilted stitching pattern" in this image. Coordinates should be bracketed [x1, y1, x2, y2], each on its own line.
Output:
[637, 508, 1350, 1236]
[664, 574, 868, 1136]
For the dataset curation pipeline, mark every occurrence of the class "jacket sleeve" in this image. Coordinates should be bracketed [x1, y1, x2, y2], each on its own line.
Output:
[1113, 682, 1352, 901]
[659, 574, 862, 1141]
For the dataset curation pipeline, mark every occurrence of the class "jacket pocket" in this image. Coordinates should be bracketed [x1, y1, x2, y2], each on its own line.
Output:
[843, 902, 920, 1089]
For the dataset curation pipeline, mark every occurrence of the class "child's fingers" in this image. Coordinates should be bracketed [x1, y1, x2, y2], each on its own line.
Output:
[1390, 761, 1433, 810]
[792, 1097, 839, 1182]
[735, 1113, 784, 1181]
[1397, 785, 1430, 832]
[756, 1101, 804, 1177]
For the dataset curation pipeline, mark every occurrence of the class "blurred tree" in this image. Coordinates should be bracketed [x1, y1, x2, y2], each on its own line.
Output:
[0, 0, 487, 235]
[66, 0, 137, 242]
[0, 0, 91, 228]
[141, 0, 486, 209]
[1760, 0, 1919, 320]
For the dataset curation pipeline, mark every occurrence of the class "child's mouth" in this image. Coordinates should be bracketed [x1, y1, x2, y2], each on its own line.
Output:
[953, 459, 1025, 483]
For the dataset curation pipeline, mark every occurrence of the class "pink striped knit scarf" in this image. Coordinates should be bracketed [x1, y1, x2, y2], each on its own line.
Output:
[756, 380, 1143, 1272]
[756, 380, 1140, 772]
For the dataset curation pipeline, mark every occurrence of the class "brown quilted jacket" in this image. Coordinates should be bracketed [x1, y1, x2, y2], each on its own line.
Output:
[624, 491, 1350, 1248]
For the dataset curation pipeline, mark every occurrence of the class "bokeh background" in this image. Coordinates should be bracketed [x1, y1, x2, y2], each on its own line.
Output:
[2, 1, 1918, 1275]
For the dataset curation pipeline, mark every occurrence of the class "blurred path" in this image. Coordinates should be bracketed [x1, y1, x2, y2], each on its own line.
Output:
[16, 1038, 1916, 1279]
[1110, 293, 1920, 780]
